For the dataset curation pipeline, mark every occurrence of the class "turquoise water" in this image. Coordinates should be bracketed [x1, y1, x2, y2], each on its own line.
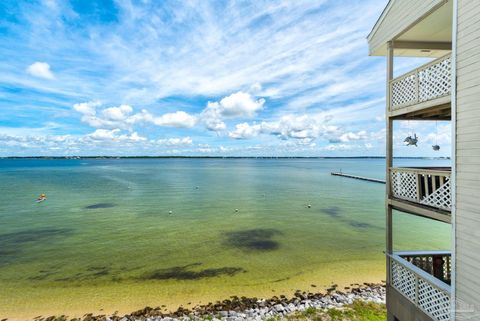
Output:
[0, 158, 451, 319]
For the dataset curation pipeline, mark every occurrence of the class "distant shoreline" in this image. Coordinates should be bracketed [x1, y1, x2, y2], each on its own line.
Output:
[0, 156, 450, 160]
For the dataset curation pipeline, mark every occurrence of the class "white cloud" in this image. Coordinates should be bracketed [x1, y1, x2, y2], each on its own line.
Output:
[337, 130, 368, 143]
[26, 62, 55, 80]
[229, 122, 262, 139]
[87, 129, 146, 142]
[201, 110, 227, 132]
[249, 83, 262, 94]
[102, 105, 133, 121]
[87, 128, 120, 141]
[227, 112, 383, 150]
[0, 129, 149, 156]
[156, 137, 193, 146]
[73, 101, 100, 116]
[228, 113, 343, 142]
[321, 144, 353, 151]
[73, 101, 197, 130]
[152, 111, 197, 128]
[200, 91, 265, 132]
[216, 92, 265, 118]
[74, 102, 136, 130]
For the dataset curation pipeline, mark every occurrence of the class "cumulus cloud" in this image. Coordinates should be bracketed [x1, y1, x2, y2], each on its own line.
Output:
[333, 130, 368, 143]
[74, 102, 136, 130]
[102, 105, 133, 121]
[229, 122, 262, 139]
[226, 112, 383, 151]
[73, 101, 100, 116]
[228, 113, 343, 142]
[0, 128, 146, 151]
[87, 129, 146, 142]
[321, 144, 353, 151]
[69, 96, 384, 155]
[216, 91, 265, 118]
[152, 111, 197, 128]
[72, 90, 264, 135]
[156, 137, 193, 146]
[73, 101, 197, 130]
[201, 108, 227, 132]
[200, 91, 265, 132]
[26, 62, 55, 79]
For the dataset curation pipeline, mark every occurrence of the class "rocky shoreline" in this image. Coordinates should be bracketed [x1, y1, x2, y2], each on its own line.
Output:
[35, 283, 385, 321]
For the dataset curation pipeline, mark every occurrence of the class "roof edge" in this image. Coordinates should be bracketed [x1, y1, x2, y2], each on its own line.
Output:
[367, 0, 394, 42]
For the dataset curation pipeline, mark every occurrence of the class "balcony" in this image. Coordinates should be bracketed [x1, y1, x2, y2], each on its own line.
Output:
[389, 251, 451, 321]
[389, 167, 451, 222]
[389, 53, 452, 119]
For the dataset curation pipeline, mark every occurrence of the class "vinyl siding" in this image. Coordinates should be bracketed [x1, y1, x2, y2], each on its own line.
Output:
[368, 0, 446, 54]
[455, 0, 480, 319]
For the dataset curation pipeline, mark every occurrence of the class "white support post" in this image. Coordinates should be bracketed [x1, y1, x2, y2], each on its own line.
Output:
[386, 41, 394, 321]
[386, 41, 394, 256]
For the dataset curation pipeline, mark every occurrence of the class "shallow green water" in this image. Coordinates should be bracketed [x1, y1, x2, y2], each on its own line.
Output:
[0, 158, 451, 318]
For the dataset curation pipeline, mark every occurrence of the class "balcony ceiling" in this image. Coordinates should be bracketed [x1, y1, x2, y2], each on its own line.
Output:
[369, 0, 453, 57]
[394, 1, 453, 57]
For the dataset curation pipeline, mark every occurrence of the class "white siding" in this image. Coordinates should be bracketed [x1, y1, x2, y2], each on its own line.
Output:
[455, 0, 480, 319]
[368, 0, 446, 55]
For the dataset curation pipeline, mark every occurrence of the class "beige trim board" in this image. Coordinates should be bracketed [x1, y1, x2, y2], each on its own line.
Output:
[389, 198, 452, 223]
[389, 96, 452, 120]
[393, 41, 452, 50]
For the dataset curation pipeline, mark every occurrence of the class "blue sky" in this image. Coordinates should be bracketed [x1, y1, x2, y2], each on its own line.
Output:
[0, 0, 451, 157]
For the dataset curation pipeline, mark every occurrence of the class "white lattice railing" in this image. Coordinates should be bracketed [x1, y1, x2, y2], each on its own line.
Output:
[390, 53, 452, 110]
[390, 167, 451, 211]
[389, 252, 451, 321]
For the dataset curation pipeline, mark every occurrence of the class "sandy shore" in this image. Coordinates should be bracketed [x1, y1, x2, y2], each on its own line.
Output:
[7, 283, 385, 321]
[1, 261, 386, 320]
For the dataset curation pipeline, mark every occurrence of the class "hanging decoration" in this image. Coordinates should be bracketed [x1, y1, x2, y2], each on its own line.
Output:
[404, 121, 418, 146]
[432, 121, 440, 151]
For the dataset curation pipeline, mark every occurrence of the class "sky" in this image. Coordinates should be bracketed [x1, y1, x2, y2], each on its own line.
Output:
[0, 0, 451, 157]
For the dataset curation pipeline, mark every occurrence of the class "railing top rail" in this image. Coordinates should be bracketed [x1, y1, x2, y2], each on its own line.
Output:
[395, 250, 452, 257]
[390, 69, 417, 84]
[389, 52, 452, 84]
[417, 52, 452, 71]
[389, 167, 451, 176]
[401, 166, 452, 170]
[388, 253, 452, 294]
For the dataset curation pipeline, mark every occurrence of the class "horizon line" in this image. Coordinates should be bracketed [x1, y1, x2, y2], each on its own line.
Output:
[0, 156, 451, 159]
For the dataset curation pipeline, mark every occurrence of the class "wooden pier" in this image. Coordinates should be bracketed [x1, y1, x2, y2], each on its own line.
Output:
[331, 172, 386, 184]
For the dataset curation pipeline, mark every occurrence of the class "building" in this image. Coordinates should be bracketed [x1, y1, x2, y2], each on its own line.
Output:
[367, 1, 479, 320]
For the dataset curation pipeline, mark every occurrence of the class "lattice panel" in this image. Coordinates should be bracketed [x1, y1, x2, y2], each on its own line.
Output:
[391, 170, 418, 201]
[419, 56, 452, 102]
[390, 54, 451, 111]
[418, 278, 451, 321]
[391, 74, 417, 109]
[420, 180, 452, 211]
[391, 259, 417, 302]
